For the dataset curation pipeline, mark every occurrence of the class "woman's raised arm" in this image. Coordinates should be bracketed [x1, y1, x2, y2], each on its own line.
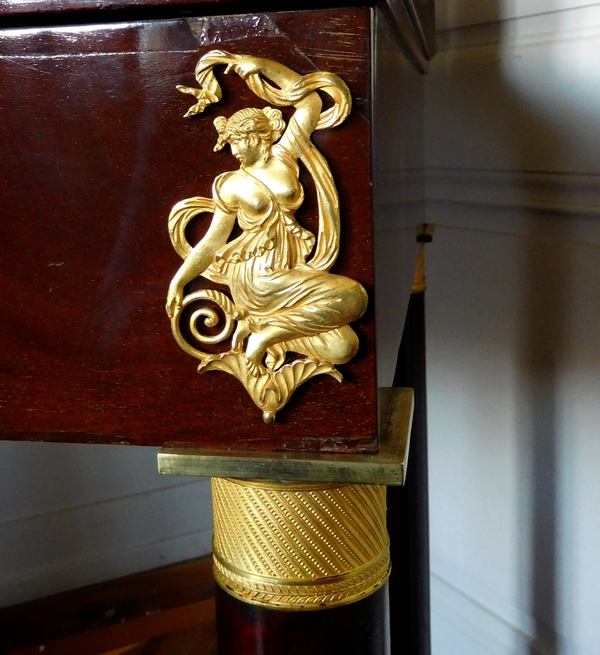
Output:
[196, 51, 323, 147]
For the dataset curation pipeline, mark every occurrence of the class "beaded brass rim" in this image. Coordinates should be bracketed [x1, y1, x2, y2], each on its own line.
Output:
[231, 479, 342, 491]
[213, 546, 390, 610]
[211, 478, 390, 611]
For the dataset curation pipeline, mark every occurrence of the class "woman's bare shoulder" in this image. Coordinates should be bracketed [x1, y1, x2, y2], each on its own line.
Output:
[213, 170, 244, 208]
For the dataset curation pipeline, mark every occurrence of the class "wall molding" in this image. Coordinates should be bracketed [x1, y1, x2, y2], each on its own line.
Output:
[426, 167, 600, 216]
[436, 3, 600, 59]
[435, 0, 600, 32]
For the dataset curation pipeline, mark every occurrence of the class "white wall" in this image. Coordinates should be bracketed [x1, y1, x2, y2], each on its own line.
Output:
[426, 3, 600, 654]
[0, 441, 212, 606]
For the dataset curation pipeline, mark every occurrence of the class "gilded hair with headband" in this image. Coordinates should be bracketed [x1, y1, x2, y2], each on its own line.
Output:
[213, 107, 286, 160]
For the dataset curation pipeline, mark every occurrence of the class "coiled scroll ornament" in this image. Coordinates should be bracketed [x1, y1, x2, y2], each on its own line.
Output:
[165, 51, 368, 423]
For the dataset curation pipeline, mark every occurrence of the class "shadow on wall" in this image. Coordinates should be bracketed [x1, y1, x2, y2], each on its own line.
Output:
[0, 440, 213, 607]
[490, 15, 568, 655]
[431, 1, 587, 652]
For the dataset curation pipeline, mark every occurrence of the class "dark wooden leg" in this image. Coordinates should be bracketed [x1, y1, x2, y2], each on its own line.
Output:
[389, 245, 431, 655]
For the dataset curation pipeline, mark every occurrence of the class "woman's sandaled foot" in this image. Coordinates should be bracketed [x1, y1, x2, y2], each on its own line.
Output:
[231, 319, 251, 352]
[265, 346, 286, 371]
[246, 358, 262, 378]
[246, 333, 267, 377]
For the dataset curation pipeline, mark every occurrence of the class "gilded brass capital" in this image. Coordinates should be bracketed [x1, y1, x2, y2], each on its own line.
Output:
[211, 478, 390, 611]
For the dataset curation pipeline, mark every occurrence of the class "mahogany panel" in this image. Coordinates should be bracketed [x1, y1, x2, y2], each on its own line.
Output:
[0, 0, 252, 17]
[0, 0, 342, 21]
[0, 8, 377, 450]
[0, 1, 435, 74]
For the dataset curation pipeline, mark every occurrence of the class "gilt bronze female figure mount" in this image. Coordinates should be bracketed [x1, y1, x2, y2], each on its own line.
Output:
[166, 51, 367, 422]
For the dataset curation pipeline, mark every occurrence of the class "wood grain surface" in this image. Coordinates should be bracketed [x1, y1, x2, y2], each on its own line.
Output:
[0, 8, 378, 451]
[0, 0, 338, 20]
[0, 558, 216, 655]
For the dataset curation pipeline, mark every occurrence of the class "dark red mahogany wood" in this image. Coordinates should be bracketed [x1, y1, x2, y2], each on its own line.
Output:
[0, 0, 258, 15]
[215, 583, 390, 655]
[0, 8, 378, 451]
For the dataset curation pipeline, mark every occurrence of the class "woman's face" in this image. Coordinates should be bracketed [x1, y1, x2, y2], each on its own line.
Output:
[229, 134, 262, 167]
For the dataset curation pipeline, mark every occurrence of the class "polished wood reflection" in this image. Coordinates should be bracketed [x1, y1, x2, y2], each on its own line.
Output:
[215, 583, 390, 655]
[0, 8, 377, 451]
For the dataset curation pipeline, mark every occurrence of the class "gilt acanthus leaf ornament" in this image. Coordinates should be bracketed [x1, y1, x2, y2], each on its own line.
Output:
[166, 51, 367, 423]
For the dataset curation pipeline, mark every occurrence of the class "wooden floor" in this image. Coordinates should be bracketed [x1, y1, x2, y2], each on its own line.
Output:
[0, 557, 217, 655]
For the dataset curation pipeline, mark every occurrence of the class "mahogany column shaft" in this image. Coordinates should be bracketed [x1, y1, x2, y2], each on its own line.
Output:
[215, 584, 390, 655]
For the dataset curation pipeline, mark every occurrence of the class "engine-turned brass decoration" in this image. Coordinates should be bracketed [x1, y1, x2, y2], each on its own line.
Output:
[211, 478, 390, 610]
[165, 51, 368, 423]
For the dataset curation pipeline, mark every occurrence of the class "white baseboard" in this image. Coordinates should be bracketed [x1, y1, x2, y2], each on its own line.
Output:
[0, 529, 213, 608]
[0, 479, 214, 607]
[432, 574, 554, 655]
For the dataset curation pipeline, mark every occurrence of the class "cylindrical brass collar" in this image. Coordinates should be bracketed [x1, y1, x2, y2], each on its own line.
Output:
[211, 478, 390, 611]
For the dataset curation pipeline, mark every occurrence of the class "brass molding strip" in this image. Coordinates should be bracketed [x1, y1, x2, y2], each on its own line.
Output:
[158, 387, 413, 486]
[211, 478, 390, 610]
